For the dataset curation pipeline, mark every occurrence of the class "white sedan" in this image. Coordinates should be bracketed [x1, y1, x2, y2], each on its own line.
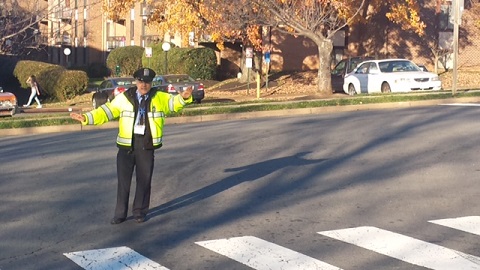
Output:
[343, 59, 442, 95]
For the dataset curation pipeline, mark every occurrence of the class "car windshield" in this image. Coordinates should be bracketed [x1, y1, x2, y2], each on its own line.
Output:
[163, 75, 194, 83]
[347, 59, 366, 73]
[379, 60, 421, 73]
[115, 79, 136, 86]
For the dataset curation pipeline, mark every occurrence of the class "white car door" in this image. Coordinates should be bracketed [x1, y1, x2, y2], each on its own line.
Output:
[355, 63, 369, 93]
[367, 62, 382, 93]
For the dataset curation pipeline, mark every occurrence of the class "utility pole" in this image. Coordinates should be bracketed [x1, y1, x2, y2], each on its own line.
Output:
[452, 0, 463, 96]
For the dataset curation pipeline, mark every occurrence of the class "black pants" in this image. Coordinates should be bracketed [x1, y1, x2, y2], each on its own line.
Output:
[114, 137, 154, 219]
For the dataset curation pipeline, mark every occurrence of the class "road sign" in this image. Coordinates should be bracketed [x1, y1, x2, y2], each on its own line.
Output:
[145, 47, 152, 58]
[246, 47, 253, 58]
[449, 0, 464, 25]
[264, 51, 271, 64]
[246, 57, 253, 68]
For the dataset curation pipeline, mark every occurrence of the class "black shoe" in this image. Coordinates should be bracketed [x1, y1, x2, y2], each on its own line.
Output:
[134, 216, 146, 223]
[110, 217, 126, 224]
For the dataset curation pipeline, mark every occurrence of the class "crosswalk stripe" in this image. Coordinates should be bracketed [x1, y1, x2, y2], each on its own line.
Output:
[195, 236, 343, 270]
[318, 226, 480, 270]
[430, 216, 480, 235]
[63, 246, 170, 270]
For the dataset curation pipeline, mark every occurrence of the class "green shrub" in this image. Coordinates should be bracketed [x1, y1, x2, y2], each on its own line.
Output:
[106, 46, 144, 77]
[163, 47, 185, 74]
[184, 47, 217, 80]
[142, 45, 217, 79]
[13, 60, 88, 101]
[37, 65, 65, 99]
[14, 60, 59, 88]
[53, 70, 89, 101]
[142, 42, 175, 74]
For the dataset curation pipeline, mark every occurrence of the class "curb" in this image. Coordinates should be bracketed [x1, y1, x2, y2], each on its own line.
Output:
[1, 97, 479, 136]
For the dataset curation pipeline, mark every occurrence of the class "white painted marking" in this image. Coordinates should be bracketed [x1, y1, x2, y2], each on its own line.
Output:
[430, 216, 480, 235]
[441, 103, 480, 106]
[196, 236, 342, 270]
[64, 246, 169, 270]
[319, 226, 480, 270]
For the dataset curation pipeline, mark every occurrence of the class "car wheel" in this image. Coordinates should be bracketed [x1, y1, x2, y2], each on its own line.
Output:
[381, 82, 391, 93]
[92, 92, 108, 108]
[348, 84, 357, 96]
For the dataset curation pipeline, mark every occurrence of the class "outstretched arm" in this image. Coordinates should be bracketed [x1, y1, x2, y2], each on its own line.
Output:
[70, 113, 85, 122]
[179, 86, 193, 99]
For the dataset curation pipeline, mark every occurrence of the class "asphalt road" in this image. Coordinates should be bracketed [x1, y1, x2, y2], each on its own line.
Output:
[2, 104, 480, 269]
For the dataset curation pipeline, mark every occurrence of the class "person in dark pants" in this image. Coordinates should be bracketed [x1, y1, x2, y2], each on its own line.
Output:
[71, 68, 193, 224]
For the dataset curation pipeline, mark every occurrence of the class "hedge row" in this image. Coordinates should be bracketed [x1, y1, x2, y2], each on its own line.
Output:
[8, 45, 217, 102]
[13, 60, 88, 102]
[106, 46, 145, 77]
[107, 44, 217, 80]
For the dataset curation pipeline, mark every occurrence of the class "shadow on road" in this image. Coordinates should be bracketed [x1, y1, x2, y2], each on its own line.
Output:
[147, 151, 327, 219]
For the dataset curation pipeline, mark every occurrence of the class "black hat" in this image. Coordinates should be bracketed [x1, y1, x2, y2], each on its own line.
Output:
[133, 68, 156, 83]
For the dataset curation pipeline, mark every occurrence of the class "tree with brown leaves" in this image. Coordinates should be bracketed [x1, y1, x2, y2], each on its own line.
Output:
[103, 0, 426, 94]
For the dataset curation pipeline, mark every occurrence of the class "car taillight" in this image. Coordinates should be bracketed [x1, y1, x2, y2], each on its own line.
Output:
[167, 84, 176, 93]
[198, 83, 204, 91]
[114, 87, 127, 96]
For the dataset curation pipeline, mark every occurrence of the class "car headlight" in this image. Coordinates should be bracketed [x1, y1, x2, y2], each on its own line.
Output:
[431, 76, 440, 81]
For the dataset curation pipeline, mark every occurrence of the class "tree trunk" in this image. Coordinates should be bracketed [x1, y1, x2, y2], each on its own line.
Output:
[238, 49, 262, 84]
[239, 48, 248, 83]
[315, 39, 333, 95]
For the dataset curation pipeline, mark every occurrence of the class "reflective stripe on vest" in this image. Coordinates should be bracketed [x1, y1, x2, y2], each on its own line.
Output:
[100, 104, 115, 120]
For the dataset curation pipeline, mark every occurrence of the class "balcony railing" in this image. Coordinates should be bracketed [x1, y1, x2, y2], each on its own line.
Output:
[53, 34, 71, 46]
[52, 6, 72, 21]
[106, 36, 126, 51]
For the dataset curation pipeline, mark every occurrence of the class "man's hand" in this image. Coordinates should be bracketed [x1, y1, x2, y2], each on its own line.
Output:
[70, 112, 85, 122]
[179, 86, 193, 100]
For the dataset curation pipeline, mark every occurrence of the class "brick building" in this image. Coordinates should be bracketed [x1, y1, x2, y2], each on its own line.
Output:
[40, 0, 177, 68]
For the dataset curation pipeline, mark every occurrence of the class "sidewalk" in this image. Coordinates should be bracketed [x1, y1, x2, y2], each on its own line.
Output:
[2, 95, 480, 137]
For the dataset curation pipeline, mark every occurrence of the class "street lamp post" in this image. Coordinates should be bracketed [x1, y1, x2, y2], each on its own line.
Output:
[63, 48, 71, 67]
[162, 42, 171, 74]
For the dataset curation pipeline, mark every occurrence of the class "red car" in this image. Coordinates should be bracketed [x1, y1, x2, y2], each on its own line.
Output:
[0, 87, 18, 116]
[152, 74, 205, 103]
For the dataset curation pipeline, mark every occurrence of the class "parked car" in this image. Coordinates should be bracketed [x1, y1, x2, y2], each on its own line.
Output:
[0, 87, 18, 116]
[152, 74, 205, 103]
[417, 64, 428, 72]
[331, 56, 374, 93]
[92, 77, 136, 108]
[343, 59, 442, 95]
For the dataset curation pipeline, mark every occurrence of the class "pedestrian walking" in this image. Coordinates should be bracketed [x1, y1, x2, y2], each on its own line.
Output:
[24, 75, 42, 108]
[70, 68, 193, 224]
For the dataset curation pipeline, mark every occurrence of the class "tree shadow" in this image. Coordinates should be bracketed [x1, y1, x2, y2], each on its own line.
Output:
[147, 151, 327, 219]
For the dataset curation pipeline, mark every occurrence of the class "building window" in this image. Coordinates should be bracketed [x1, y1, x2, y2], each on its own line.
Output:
[107, 36, 126, 51]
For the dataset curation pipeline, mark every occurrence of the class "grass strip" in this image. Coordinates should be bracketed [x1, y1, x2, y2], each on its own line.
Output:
[2, 90, 480, 129]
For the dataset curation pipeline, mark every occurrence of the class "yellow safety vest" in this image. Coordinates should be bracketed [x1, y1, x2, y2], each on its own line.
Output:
[81, 88, 191, 149]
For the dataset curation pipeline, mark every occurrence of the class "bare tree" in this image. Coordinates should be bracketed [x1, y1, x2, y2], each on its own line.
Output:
[0, 0, 50, 55]
[0, 0, 102, 57]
